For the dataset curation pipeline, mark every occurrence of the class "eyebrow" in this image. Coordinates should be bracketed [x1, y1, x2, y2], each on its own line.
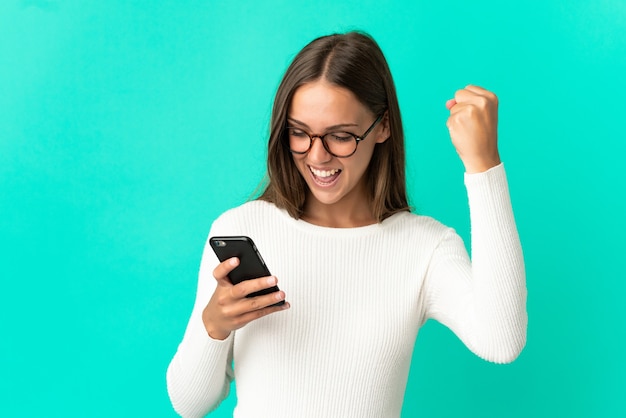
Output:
[286, 117, 359, 131]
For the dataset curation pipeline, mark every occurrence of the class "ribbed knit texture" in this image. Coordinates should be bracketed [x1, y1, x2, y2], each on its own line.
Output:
[166, 163, 527, 418]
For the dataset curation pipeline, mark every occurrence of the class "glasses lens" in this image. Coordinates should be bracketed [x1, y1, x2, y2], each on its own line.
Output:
[285, 128, 357, 157]
[286, 128, 311, 153]
[323, 132, 357, 157]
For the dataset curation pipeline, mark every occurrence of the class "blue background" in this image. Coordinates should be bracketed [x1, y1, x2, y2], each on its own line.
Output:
[1, 0, 624, 416]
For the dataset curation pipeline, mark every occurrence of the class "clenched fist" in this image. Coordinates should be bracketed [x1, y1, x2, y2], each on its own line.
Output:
[445, 85, 501, 173]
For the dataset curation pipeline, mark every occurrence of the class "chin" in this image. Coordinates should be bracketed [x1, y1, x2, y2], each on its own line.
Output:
[307, 187, 345, 206]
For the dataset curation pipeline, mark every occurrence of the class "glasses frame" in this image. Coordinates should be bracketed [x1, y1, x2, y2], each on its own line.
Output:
[285, 113, 385, 158]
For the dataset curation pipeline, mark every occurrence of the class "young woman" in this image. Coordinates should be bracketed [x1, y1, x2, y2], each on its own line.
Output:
[167, 32, 527, 417]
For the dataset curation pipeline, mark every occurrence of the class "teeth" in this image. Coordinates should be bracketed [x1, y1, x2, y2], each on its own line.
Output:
[310, 167, 340, 178]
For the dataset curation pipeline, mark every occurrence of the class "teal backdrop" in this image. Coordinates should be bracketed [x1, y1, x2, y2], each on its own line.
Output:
[1, 0, 624, 416]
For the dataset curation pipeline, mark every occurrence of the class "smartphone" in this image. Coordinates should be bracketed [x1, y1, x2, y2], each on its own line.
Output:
[209, 235, 284, 306]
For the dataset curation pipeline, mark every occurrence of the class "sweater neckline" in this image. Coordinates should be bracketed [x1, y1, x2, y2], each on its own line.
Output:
[274, 204, 408, 237]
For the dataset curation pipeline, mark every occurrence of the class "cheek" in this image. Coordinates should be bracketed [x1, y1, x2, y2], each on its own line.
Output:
[351, 145, 377, 172]
[291, 155, 307, 174]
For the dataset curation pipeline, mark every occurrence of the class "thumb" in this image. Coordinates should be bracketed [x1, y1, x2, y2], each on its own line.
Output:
[445, 99, 457, 111]
[213, 257, 239, 287]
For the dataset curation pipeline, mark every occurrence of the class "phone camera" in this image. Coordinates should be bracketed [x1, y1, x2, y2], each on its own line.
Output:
[214, 240, 227, 247]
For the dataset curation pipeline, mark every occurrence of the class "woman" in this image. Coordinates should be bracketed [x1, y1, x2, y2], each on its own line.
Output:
[167, 31, 527, 417]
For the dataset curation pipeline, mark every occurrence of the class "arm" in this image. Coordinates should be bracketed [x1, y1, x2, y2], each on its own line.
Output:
[166, 235, 235, 417]
[424, 163, 527, 363]
[166, 214, 290, 417]
[423, 86, 527, 363]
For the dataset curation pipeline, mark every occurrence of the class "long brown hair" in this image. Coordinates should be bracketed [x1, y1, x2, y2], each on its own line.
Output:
[258, 31, 409, 222]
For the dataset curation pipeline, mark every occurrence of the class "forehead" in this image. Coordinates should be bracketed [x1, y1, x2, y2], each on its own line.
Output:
[289, 80, 369, 126]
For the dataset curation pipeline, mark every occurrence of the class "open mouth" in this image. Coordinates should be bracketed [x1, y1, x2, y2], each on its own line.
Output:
[309, 166, 342, 186]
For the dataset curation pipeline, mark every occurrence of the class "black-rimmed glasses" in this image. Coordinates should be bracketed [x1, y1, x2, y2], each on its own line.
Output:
[285, 113, 385, 158]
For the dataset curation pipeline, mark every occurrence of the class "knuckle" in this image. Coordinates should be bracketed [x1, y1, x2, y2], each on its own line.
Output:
[237, 283, 250, 298]
[449, 113, 462, 126]
[491, 95, 499, 108]
[221, 306, 234, 318]
[217, 294, 229, 306]
[249, 298, 260, 310]
[476, 96, 489, 108]
[232, 316, 246, 327]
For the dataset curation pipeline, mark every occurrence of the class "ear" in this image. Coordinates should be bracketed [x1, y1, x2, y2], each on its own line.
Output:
[375, 111, 390, 144]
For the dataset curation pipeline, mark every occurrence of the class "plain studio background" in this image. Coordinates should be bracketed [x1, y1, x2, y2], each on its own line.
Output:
[1, 0, 624, 416]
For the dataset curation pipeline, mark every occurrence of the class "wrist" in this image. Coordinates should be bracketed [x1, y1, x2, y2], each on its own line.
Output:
[202, 309, 231, 340]
[463, 154, 501, 174]
[204, 322, 230, 340]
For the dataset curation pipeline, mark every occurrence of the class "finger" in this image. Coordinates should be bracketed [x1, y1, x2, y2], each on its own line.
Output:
[447, 101, 471, 117]
[460, 85, 498, 105]
[232, 301, 291, 327]
[238, 290, 286, 313]
[232, 275, 279, 299]
[223, 290, 287, 320]
[452, 91, 496, 114]
[445, 99, 456, 110]
[454, 85, 487, 101]
[464, 84, 490, 95]
[212, 257, 240, 287]
[454, 87, 474, 103]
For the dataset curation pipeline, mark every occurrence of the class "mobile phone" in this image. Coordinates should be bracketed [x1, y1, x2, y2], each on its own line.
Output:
[209, 235, 284, 306]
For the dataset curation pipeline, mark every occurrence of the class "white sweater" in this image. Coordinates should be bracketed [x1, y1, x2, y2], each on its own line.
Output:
[166, 163, 527, 418]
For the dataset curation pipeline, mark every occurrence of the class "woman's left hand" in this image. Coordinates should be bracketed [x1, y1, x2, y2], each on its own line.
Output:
[445, 85, 501, 173]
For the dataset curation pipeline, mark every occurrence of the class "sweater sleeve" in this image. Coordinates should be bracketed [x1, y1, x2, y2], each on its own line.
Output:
[166, 220, 236, 417]
[423, 163, 527, 363]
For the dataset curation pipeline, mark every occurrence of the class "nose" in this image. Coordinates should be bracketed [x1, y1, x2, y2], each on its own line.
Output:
[307, 135, 332, 163]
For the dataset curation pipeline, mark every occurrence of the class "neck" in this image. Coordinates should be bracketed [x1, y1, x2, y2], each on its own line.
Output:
[301, 185, 377, 228]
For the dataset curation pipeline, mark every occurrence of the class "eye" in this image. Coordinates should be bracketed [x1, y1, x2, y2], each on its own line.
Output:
[327, 132, 354, 142]
[287, 128, 308, 138]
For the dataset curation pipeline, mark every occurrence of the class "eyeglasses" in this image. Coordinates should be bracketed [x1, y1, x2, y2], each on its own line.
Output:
[285, 113, 385, 158]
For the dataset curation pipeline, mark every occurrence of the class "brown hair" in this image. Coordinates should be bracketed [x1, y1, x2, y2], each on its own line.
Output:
[258, 31, 409, 222]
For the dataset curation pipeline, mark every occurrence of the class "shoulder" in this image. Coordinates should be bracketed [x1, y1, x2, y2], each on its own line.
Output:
[386, 211, 450, 233]
[383, 211, 454, 244]
[217, 200, 281, 221]
[369, 212, 462, 268]
[210, 200, 284, 235]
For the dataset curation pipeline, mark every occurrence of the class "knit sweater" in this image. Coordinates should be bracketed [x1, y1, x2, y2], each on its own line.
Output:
[166, 163, 527, 418]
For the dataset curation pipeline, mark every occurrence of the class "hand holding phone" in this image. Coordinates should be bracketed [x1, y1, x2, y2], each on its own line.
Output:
[201, 236, 289, 340]
[209, 236, 283, 305]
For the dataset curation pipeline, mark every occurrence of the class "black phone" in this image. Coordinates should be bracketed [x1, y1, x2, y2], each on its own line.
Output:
[209, 235, 284, 306]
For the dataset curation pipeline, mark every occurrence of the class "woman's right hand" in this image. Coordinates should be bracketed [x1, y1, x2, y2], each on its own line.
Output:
[202, 257, 290, 340]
